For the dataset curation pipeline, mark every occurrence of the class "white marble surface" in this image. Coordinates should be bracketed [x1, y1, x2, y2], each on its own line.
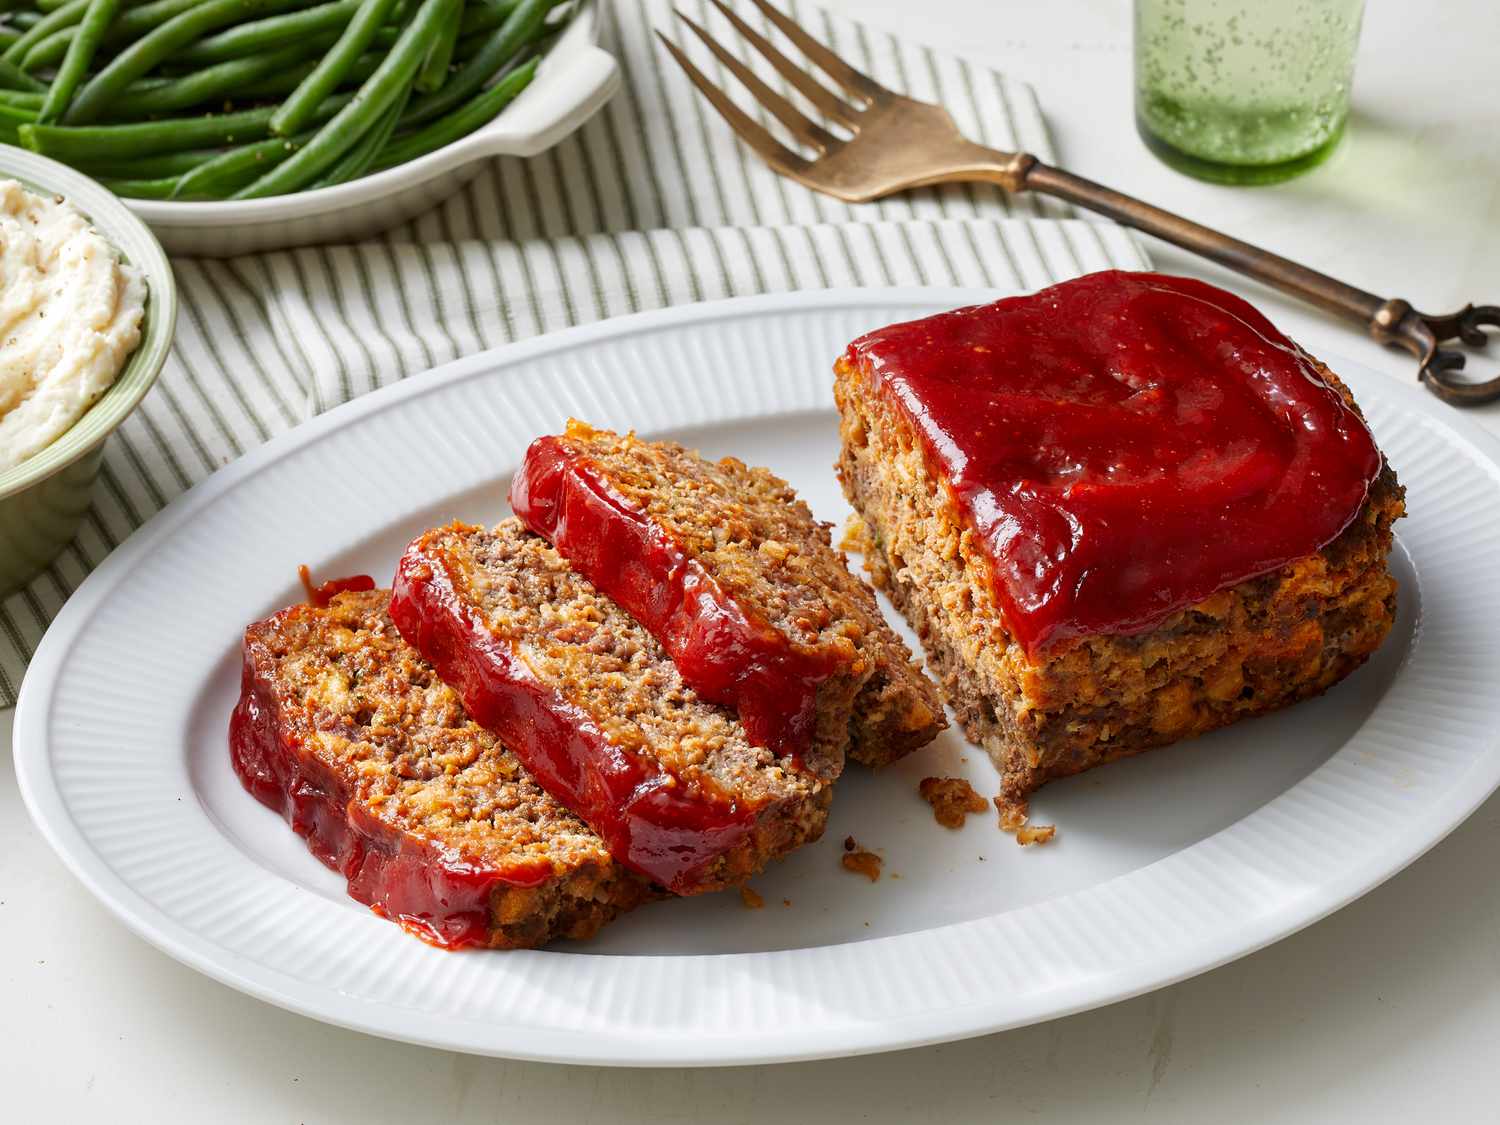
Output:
[5, 1, 1500, 1119]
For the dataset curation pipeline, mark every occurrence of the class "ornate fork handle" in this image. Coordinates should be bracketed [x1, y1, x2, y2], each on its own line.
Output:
[996, 156, 1500, 406]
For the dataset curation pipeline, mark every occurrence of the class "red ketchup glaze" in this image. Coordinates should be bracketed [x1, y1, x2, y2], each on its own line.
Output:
[298, 565, 376, 609]
[389, 546, 755, 894]
[846, 270, 1382, 655]
[229, 645, 552, 951]
[509, 436, 842, 766]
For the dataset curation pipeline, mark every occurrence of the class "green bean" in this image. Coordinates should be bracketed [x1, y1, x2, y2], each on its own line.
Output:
[0, 100, 36, 126]
[270, 0, 399, 136]
[107, 41, 318, 117]
[22, 92, 352, 160]
[310, 82, 404, 186]
[174, 0, 359, 66]
[0, 28, 20, 53]
[7, 11, 44, 31]
[460, 0, 524, 37]
[98, 174, 183, 199]
[38, 0, 119, 124]
[65, 0, 309, 123]
[235, 0, 454, 198]
[20, 26, 80, 71]
[74, 146, 220, 177]
[404, 0, 545, 125]
[0, 56, 46, 92]
[0, 87, 43, 107]
[171, 130, 312, 197]
[109, 0, 211, 41]
[3, 0, 88, 66]
[415, 0, 460, 93]
[234, 48, 381, 97]
[28, 0, 238, 69]
[376, 52, 533, 169]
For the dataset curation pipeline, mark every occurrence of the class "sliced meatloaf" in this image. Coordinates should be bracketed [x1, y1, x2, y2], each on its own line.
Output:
[230, 588, 654, 949]
[390, 519, 833, 894]
[834, 272, 1405, 816]
[509, 421, 945, 769]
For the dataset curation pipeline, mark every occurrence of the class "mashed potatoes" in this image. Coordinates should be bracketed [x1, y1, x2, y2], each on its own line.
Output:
[0, 180, 146, 474]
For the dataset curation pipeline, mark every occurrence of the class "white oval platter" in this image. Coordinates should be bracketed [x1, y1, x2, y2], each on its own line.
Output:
[14, 288, 1500, 1066]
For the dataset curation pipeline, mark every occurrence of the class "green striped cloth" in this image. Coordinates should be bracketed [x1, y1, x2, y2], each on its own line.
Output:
[0, 0, 1149, 706]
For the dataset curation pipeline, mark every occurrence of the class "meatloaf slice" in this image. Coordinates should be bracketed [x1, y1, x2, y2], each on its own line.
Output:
[390, 519, 832, 895]
[509, 421, 945, 769]
[834, 274, 1405, 816]
[230, 589, 654, 950]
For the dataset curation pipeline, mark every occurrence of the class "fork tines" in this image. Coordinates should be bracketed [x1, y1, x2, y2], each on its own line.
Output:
[656, 0, 890, 170]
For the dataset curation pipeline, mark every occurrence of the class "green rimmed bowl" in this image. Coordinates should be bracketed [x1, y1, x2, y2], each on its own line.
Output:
[0, 145, 176, 597]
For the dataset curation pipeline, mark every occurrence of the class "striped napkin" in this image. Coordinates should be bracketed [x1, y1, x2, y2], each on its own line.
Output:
[0, 0, 1149, 706]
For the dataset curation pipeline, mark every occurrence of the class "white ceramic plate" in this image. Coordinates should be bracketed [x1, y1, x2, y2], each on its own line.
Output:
[14, 290, 1500, 1066]
[130, 1, 616, 257]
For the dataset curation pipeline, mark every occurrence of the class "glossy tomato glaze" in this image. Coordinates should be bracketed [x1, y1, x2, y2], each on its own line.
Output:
[845, 271, 1383, 655]
[297, 565, 375, 608]
[510, 436, 842, 765]
[389, 548, 754, 894]
[228, 625, 552, 951]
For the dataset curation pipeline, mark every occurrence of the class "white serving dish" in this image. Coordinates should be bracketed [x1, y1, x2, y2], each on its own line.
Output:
[127, 0, 616, 257]
[15, 289, 1500, 1066]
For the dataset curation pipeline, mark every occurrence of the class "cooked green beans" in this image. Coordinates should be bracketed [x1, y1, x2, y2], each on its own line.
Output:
[235, 48, 380, 98]
[175, 0, 359, 66]
[2, 0, 84, 66]
[36, 0, 114, 121]
[172, 130, 313, 197]
[3, 0, 567, 198]
[96, 173, 179, 198]
[269, 0, 397, 135]
[310, 82, 404, 186]
[0, 53, 44, 88]
[109, 40, 321, 118]
[405, 0, 547, 125]
[377, 52, 533, 169]
[22, 93, 351, 159]
[64, 0, 308, 122]
[75, 146, 222, 178]
[234, 0, 454, 197]
[415, 0, 459, 93]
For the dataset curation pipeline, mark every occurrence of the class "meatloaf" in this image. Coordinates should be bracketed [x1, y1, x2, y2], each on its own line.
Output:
[834, 271, 1405, 814]
[390, 519, 833, 894]
[230, 588, 654, 950]
[509, 420, 945, 768]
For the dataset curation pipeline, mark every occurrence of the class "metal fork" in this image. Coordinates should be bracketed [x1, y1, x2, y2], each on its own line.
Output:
[659, 0, 1500, 406]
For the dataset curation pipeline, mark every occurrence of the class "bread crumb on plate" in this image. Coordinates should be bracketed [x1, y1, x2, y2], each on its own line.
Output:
[919, 776, 989, 828]
[840, 835, 884, 880]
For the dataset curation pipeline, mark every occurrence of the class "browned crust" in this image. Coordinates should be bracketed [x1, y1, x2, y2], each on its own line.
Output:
[240, 590, 656, 949]
[834, 353, 1406, 807]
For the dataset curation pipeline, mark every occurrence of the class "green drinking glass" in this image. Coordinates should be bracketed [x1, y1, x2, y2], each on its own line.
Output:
[1134, 0, 1365, 184]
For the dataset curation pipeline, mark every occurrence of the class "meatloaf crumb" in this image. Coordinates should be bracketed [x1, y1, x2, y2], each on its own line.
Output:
[841, 849, 883, 881]
[918, 776, 989, 828]
[1014, 823, 1057, 847]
